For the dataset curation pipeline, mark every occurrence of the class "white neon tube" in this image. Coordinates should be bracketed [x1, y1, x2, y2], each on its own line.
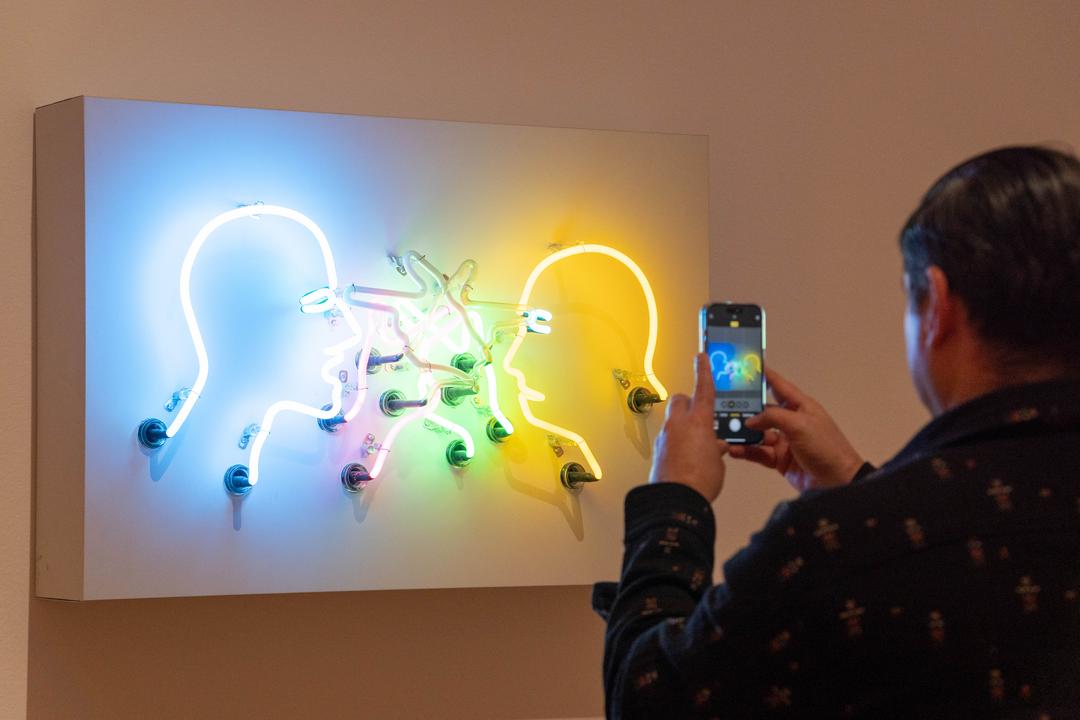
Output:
[443, 260, 491, 364]
[427, 412, 476, 457]
[458, 258, 528, 312]
[167, 204, 345, 438]
[484, 363, 514, 434]
[420, 365, 477, 461]
[501, 244, 667, 479]
[349, 250, 443, 299]
[368, 377, 440, 479]
[344, 294, 473, 383]
[246, 325, 362, 485]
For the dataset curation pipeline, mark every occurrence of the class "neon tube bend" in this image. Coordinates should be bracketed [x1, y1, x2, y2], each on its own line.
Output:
[167, 205, 346, 439]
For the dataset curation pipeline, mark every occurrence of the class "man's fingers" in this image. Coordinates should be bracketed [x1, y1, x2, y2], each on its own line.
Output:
[666, 393, 691, 419]
[745, 405, 802, 436]
[758, 427, 783, 447]
[765, 367, 807, 410]
[692, 352, 715, 417]
[728, 445, 778, 469]
[772, 433, 792, 469]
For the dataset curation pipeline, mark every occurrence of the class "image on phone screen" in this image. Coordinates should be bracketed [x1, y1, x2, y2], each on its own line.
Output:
[702, 304, 765, 444]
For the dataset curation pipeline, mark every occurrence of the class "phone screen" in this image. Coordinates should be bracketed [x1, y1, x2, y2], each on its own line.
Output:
[701, 303, 765, 444]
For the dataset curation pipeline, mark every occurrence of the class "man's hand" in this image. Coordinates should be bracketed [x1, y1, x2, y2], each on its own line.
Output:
[648, 353, 729, 502]
[728, 367, 864, 493]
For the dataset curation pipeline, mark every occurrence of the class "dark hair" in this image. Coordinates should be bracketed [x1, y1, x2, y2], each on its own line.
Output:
[900, 145, 1080, 370]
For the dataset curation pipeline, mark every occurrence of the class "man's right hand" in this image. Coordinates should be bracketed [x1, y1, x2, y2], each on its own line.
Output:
[728, 367, 865, 493]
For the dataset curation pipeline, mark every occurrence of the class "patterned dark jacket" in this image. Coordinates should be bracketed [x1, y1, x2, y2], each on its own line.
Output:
[594, 380, 1080, 719]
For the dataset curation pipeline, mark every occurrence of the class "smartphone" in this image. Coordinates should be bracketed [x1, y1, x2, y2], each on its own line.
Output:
[700, 303, 766, 444]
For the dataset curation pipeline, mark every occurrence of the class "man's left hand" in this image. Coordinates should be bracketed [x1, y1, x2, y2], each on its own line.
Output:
[648, 352, 729, 502]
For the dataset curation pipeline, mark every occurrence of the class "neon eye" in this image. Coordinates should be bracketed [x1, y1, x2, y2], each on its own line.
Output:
[299, 287, 335, 314]
[523, 308, 553, 334]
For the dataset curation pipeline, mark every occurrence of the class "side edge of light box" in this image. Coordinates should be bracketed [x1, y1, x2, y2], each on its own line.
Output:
[34, 96, 87, 600]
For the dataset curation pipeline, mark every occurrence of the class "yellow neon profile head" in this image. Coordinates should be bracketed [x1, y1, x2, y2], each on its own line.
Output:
[501, 243, 667, 480]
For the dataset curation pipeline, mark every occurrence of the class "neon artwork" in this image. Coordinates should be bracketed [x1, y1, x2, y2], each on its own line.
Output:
[501, 244, 667, 479]
[148, 204, 666, 492]
[345, 313, 377, 423]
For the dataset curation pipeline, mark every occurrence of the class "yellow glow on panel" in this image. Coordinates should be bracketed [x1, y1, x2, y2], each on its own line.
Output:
[501, 243, 667, 479]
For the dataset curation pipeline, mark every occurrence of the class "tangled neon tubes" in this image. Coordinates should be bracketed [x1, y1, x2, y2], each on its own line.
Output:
[342, 258, 494, 478]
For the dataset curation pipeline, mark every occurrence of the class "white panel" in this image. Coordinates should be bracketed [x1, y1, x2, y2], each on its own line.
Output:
[37, 97, 708, 599]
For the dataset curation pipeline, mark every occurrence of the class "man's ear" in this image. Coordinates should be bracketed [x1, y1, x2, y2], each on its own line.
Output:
[923, 266, 957, 348]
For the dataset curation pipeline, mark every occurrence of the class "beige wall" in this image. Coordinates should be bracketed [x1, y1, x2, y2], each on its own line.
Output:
[2, 1, 1079, 717]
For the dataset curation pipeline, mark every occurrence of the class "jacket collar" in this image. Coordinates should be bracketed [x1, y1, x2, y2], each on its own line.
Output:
[881, 378, 1080, 473]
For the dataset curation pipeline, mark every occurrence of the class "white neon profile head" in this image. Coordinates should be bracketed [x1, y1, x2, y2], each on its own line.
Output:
[164, 204, 369, 487]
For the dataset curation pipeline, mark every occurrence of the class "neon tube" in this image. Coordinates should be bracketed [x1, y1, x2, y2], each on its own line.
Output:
[246, 327, 362, 485]
[420, 367, 476, 461]
[348, 251, 443, 299]
[485, 318, 528, 350]
[344, 312, 377, 422]
[405, 298, 508, 438]
[167, 204, 349, 439]
[458, 258, 528, 312]
[427, 413, 476, 458]
[368, 375, 465, 479]
[299, 287, 335, 314]
[442, 260, 492, 364]
[502, 244, 667, 479]
[484, 363, 514, 434]
[344, 293, 473, 383]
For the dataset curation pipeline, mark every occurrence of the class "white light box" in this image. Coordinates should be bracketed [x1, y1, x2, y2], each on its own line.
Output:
[34, 97, 708, 599]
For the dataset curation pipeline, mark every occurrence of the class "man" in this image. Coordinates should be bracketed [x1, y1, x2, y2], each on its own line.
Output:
[595, 146, 1080, 718]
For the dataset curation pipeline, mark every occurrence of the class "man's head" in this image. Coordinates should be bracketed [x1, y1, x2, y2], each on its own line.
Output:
[900, 145, 1080, 415]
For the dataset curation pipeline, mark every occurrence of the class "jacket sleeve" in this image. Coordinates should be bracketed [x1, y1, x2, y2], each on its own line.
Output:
[597, 482, 800, 719]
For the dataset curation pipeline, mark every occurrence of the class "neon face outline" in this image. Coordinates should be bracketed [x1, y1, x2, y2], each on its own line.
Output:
[501, 243, 668, 479]
[165, 204, 370, 486]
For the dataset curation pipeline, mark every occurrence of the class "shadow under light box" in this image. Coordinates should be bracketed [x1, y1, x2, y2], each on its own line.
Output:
[34, 97, 708, 600]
